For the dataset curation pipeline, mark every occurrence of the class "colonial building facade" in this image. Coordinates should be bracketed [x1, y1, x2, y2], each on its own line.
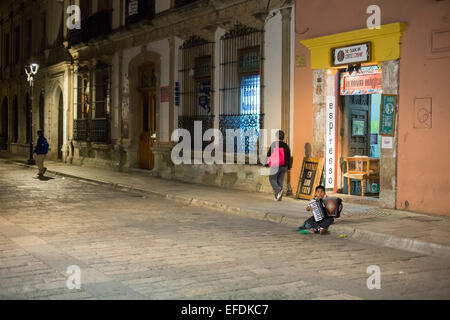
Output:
[1, 0, 72, 161]
[1, 0, 296, 194]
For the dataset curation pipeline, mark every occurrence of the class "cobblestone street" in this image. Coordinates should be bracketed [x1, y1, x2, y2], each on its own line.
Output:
[1, 163, 449, 300]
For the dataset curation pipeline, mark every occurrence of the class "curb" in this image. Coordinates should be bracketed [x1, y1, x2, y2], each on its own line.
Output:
[4, 158, 450, 259]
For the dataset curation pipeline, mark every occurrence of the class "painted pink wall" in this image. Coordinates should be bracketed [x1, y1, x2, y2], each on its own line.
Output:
[294, 0, 450, 215]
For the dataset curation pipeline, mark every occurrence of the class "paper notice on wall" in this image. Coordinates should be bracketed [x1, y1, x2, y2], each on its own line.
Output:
[129, 0, 138, 16]
[381, 136, 393, 149]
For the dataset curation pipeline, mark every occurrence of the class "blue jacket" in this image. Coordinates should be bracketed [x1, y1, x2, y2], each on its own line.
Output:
[34, 136, 49, 155]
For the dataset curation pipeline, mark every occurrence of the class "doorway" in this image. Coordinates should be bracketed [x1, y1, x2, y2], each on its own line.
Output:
[342, 93, 381, 196]
[345, 94, 370, 156]
[137, 62, 157, 170]
[138, 89, 156, 169]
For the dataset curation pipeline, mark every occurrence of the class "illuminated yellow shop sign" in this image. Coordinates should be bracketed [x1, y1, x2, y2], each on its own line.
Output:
[301, 23, 407, 69]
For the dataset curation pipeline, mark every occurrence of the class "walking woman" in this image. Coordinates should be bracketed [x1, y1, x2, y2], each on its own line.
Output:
[266, 130, 291, 201]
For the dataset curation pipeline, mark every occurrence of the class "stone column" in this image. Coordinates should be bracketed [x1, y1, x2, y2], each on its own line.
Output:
[68, 64, 75, 163]
[312, 69, 326, 159]
[380, 60, 400, 209]
[281, 7, 293, 195]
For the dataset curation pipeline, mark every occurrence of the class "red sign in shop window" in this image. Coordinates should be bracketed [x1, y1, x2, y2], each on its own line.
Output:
[340, 66, 382, 95]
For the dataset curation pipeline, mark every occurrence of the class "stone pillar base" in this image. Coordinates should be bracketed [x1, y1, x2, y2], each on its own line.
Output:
[151, 141, 175, 179]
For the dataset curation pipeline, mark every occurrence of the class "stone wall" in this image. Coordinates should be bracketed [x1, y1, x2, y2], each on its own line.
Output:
[151, 145, 276, 194]
[380, 60, 400, 209]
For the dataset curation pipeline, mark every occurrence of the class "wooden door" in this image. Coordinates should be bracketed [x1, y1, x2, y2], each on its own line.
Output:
[138, 90, 156, 169]
[346, 95, 370, 156]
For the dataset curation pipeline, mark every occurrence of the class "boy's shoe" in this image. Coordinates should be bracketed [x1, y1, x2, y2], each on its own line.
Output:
[276, 190, 283, 201]
[319, 228, 328, 235]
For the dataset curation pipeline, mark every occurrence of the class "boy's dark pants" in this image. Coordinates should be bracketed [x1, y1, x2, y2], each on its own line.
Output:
[305, 215, 334, 231]
[269, 166, 287, 196]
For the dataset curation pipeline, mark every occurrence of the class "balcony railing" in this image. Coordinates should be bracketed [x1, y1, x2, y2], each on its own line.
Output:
[73, 119, 88, 141]
[90, 118, 109, 143]
[73, 118, 109, 143]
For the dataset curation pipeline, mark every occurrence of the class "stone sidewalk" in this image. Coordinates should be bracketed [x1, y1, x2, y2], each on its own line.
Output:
[1, 152, 449, 259]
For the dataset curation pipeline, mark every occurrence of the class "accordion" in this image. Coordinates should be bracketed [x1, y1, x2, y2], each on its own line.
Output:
[309, 199, 326, 222]
[310, 198, 343, 222]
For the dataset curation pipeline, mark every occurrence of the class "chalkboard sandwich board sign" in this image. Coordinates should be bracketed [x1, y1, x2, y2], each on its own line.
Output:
[380, 94, 397, 136]
[295, 157, 324, 200]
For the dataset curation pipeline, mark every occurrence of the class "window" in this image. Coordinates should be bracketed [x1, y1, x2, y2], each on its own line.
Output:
[219, 23, 263, 155]
[73, 65, 110, 143]
[73, 74, 88, 141]
[76, 74, 89, 120]
[94, 67, 110, 119]
[178, 36, 214, 150]
[239, 74, 260, 115]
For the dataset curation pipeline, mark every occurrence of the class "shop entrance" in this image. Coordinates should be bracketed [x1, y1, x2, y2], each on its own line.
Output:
[346, 95, 370, 156]
[339, 65, 382, 196]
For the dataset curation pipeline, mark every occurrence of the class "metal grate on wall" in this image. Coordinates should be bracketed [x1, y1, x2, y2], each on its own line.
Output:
[178, 36, 214, 149]
[219, 23, 264, 154]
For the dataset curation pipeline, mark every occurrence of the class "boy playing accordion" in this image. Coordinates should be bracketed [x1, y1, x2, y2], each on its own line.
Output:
[304, 185, 335, 235]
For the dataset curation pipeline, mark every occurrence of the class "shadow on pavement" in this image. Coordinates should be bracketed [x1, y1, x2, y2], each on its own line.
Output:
[35, 176, 54, 181]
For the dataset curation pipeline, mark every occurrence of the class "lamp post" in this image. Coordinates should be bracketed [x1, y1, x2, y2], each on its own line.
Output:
[25, 63, 39, 165]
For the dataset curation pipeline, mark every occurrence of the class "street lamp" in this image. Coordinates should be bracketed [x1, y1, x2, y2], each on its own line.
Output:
[25, 63, 39, 165]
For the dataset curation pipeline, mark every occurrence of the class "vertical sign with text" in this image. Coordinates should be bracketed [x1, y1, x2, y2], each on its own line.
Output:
[326, 96, 336, 189]
[379, 94, 397, 136]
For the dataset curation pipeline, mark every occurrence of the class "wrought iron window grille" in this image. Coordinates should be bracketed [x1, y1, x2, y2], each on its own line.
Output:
[220, 23, 264, 156]
[178, 36, 214, 150]
[73, 66, 110, 144]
